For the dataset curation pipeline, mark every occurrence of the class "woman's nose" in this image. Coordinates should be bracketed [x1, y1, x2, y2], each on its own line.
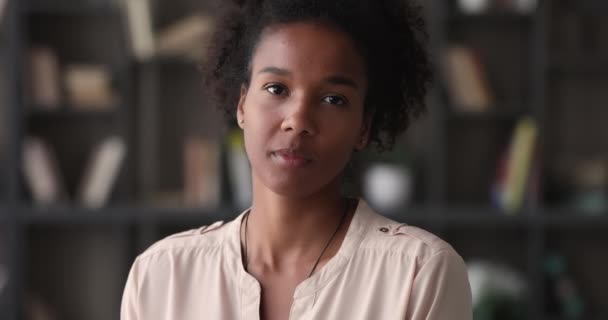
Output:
[280, 96, 318, 136]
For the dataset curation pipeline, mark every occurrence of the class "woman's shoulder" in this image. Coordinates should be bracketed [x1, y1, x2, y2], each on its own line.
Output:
[357, 203, 462, 266]
[137, 219, 231, 261]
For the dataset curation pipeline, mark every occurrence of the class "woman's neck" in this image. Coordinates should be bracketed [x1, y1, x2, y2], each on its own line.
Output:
[244, 178, 350, 273]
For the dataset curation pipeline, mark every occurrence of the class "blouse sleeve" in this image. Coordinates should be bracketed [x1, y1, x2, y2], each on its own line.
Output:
[405, 250, 473, 320]
[121, 256, 146, 320]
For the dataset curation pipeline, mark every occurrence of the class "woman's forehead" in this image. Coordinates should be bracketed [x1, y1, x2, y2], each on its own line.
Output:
[250, 22, 366, 81]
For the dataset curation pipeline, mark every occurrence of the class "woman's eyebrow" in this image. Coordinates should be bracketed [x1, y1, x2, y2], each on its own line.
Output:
[325, 75, 358, 89]
[257, 67, 358, 89]
[258, 66, 291, 76]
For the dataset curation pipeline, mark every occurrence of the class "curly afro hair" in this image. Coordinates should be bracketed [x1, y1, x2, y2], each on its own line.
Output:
[201, 0, 432, 152]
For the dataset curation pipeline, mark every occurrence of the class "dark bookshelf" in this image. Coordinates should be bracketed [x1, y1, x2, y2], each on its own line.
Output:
[0, 0, 607, 319]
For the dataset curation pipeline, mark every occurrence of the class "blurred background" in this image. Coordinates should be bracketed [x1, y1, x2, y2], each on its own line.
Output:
[0, 0, 607, 319]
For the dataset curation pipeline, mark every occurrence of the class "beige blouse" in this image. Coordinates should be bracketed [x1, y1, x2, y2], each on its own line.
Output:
[121, 199, 472, 320]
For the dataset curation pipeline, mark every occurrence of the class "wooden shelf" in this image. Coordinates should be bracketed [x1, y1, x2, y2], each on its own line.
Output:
[568, 0, 608, 14]
[548, 56, 608, 76]
[150, 56, 201, 67]
[540, 209, 608, 228]
[7, 205, 606, 229]
[15, 205, 237, 226]
[447, 108, 528, 121]
[26, 107, 119, 119]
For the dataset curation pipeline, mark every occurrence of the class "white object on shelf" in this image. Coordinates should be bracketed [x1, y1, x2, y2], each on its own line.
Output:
[22, 136, 65, 206]
[467, 260, 526, 307]
[457, 0, 489, 14]
[78, 136, 126, 208]
[121, 0, 155, 61]
[363, 164, 413, 213]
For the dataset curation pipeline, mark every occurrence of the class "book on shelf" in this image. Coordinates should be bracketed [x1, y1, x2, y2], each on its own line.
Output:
[0, 59, 6, 151]
[183, 137, 221, 208]
[0, 0, 7, 25]
[77, 136, 126, 208]
[120, 0, 155, 61]
[121, 1, 217, 62]
[570, 158, 608, 214]
[22, 136, 67, 207]
[64, 64, 118, 111]
[443, 45, 494, 113]
[156, 14, 216, 61]
[28, 46, 62, 109]
[491, 116, 538, 214]
[0, 263, 7, 296]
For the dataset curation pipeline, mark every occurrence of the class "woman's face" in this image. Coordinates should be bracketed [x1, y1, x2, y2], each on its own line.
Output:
[237, 22, 370, 198]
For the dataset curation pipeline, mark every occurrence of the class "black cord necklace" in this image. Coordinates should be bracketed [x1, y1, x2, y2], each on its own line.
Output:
[243, 199, 350, 278]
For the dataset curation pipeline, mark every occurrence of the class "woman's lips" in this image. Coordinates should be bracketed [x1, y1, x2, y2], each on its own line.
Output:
[271, 149, 312, 168]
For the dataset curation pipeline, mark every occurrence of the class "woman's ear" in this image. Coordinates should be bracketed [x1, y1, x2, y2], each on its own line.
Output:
[236, 84, 248, 129]
[355, 115, 372, 150]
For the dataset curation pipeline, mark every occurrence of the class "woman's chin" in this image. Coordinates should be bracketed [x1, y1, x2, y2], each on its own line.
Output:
[251, 160, 343, 198]
[265, 178, 318, 198]
[260, 171, 341, 199]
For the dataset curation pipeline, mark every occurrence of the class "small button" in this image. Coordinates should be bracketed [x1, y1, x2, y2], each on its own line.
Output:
[379, 227, 389, 233]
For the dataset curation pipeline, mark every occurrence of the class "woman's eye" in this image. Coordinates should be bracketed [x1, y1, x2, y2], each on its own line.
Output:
[323, 95, 346, 105]
[265, 84, 286, 95]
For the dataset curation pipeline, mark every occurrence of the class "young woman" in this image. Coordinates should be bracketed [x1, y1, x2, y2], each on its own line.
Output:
[121, 0, 472, 319]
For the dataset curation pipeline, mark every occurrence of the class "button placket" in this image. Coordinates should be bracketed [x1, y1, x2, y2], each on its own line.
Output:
[289, 294, 314, 320]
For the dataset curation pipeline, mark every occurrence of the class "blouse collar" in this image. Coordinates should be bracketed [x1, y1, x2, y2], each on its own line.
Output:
[227, 198, 372, 298]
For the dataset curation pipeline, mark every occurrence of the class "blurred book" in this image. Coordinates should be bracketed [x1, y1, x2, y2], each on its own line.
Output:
[0, 263, 7, 296]
[156, 14, 216, 61]
[570, 159, 607, 214]
[522, 145, 542, 212]
[22, 136, 66, 207]
[0, 0, 7, 24]
[183, 137, 221, 207]
[78, 136, 126, 208]
[491, 117, 538, 214]
[64, 64, 118, 110]
[226, 129, 252, 210]
[0, 55, 6, 152]
[28, 46, 61, 109]
[443, 45, 494, 112]
[25, 293, 56, 320]
[121, 0, 155, 61]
